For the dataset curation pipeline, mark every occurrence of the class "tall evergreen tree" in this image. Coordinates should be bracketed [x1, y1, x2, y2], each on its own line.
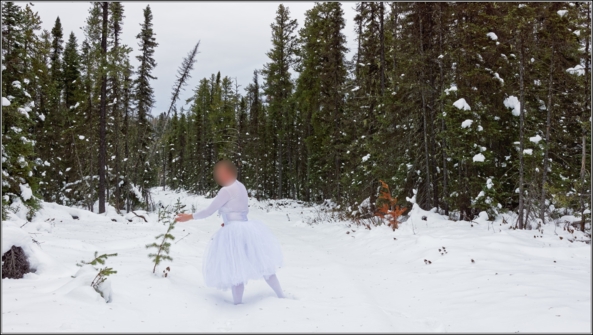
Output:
[262, 4, 298, 199]
[50, 17, 64, 88]
[98, 2, 109, 213]
[134, 4, 158, 208]
[62, 32, 81, 108]
[296, 2, 348, 202]
[1, 2, 41, 219]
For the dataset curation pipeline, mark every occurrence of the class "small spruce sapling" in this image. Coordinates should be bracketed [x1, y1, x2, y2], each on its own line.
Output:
[173, 197, 187, 214]
[146, 198, 185, 274]
[91, 267, 117, 297]
[76, 251, 118, 268]
[75, 251, 118, 299]
[375, 180, 407, 231]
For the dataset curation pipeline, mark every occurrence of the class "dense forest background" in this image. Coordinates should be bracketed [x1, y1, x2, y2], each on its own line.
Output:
[2, 2, 591, 230]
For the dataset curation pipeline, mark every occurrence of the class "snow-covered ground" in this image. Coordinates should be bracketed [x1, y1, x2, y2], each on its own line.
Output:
[2, 188, 591, 332]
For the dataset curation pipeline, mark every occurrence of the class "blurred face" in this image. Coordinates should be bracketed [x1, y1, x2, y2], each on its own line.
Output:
[214, 164, 235, 186]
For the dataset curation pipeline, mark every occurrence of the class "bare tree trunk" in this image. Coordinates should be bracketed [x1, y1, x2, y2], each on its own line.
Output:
[98, 2, 108, 214]
[391, 2, 398, 82]
[517, 34, 526, 229]
[356, 2, 364, 79]
[438, 3, 449, 215]
[278, 117, 283, 199]
[419, 9, 432, 209]
[162, 150, 167, 191]
[579, 2, 591, 229]
[380, 2, 385, 96]
[123, 71, 131, 212]
[86, 59, 94, 213]
[540, 45, 554, 224]
[580, 135, 587, 221]
[112, 5, 122, 212]
[305, 108, 312, 202]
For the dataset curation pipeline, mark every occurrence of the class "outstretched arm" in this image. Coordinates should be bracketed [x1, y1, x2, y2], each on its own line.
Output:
[175, 188, 231, 222]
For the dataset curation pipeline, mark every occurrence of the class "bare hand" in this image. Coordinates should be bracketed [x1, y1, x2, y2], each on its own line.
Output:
[175, 213, 193, 222]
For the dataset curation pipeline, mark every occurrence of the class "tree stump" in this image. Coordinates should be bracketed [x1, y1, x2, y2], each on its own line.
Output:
[2, 246, 31, 279]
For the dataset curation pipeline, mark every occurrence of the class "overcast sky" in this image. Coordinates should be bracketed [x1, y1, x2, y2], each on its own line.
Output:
[26, 2, 358, 116]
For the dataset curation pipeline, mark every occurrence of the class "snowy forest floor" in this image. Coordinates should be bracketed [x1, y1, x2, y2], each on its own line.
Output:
[2, 188, 591, 333]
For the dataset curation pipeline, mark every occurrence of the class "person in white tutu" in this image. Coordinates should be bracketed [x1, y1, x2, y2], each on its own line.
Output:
[175, 159, 285, 305]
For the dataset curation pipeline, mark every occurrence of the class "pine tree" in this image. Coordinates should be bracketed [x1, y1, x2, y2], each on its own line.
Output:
[187, 77, 215, 194]
[345, 1, 386, 214]
[296, 2, 348, 202]
[134, 4, 159, 209]
[576, 2, 591, 228]
[210, 74, 238, 161]
[58, 31, 87, 206]
[98, 2, 109, 214]
[107, 1, 128, 212]
[41, 16, 67, 203]
[243, 70, 265, 199]
[50, 17, 64, 90]
[1, 2, 41, 219]
[155, 41, 199, 191]
[32, 29, 53, 202]
[73, 2, 104, 211]
[121, 56, 135, 211]
[62, 32, 81, 109]
[262, 4, 298, 199]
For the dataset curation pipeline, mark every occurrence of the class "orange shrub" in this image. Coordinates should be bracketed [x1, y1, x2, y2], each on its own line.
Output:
[375, 180, 406, 231]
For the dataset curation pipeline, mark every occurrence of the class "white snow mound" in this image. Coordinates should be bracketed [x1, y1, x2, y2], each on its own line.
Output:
[20, 183, 33, 201]
[504, 96, 521, 116]
[529, 135, 542, 143]
[461, 119, 473, 128]
[473, 153, 485, 162]
[453, 98, 471, 111]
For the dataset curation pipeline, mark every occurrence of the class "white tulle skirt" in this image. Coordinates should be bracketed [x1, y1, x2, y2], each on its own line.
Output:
[202, 219, 283, 290]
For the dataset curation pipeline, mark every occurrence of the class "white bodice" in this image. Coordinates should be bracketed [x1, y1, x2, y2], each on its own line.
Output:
[192, 180, 249, 222]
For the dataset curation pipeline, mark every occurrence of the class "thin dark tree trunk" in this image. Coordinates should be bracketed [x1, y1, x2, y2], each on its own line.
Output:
[162, 147, 167, 191]
[438, 3, 449, 215]
[277, 27, 285, 199]
[113, 7, 122, 212]
[98, 2, 108, 214]
[123, 109, 129, 212]
[379, 2, 385, 96]
[87, 63, 94, 212]
[517, 34, 526, 229]
[356, 2, 364, 78]
[580, 2, 591, 229]
[391, 3, 398, 85]
[305, 107, 312, 202]
[419, 8, 432, 209]
[278, 119, 283, 198]
[540, 45, 553, 224]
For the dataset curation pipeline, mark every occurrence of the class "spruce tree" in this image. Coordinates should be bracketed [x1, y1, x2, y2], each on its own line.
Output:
[1, 2, 41, 219]
[50, 17, 64, 90]
[62, 32, 81, 109]
[296, 2, 348, 202]
[107, 1, 127, 212]
[243, 71, 264, 198]
[98, 2, 109, 214]
[134, 4, 158, 209]
[262, 4, 298, 199]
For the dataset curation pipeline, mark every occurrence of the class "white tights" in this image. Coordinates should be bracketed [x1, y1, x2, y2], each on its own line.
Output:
[231, 274, 284, 305]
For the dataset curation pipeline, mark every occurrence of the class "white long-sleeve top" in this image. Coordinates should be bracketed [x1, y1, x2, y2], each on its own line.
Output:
[192, 180, 249, 223]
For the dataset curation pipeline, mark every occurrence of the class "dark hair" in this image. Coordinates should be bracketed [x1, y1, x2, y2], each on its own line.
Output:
[214, 159, 237, 177]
